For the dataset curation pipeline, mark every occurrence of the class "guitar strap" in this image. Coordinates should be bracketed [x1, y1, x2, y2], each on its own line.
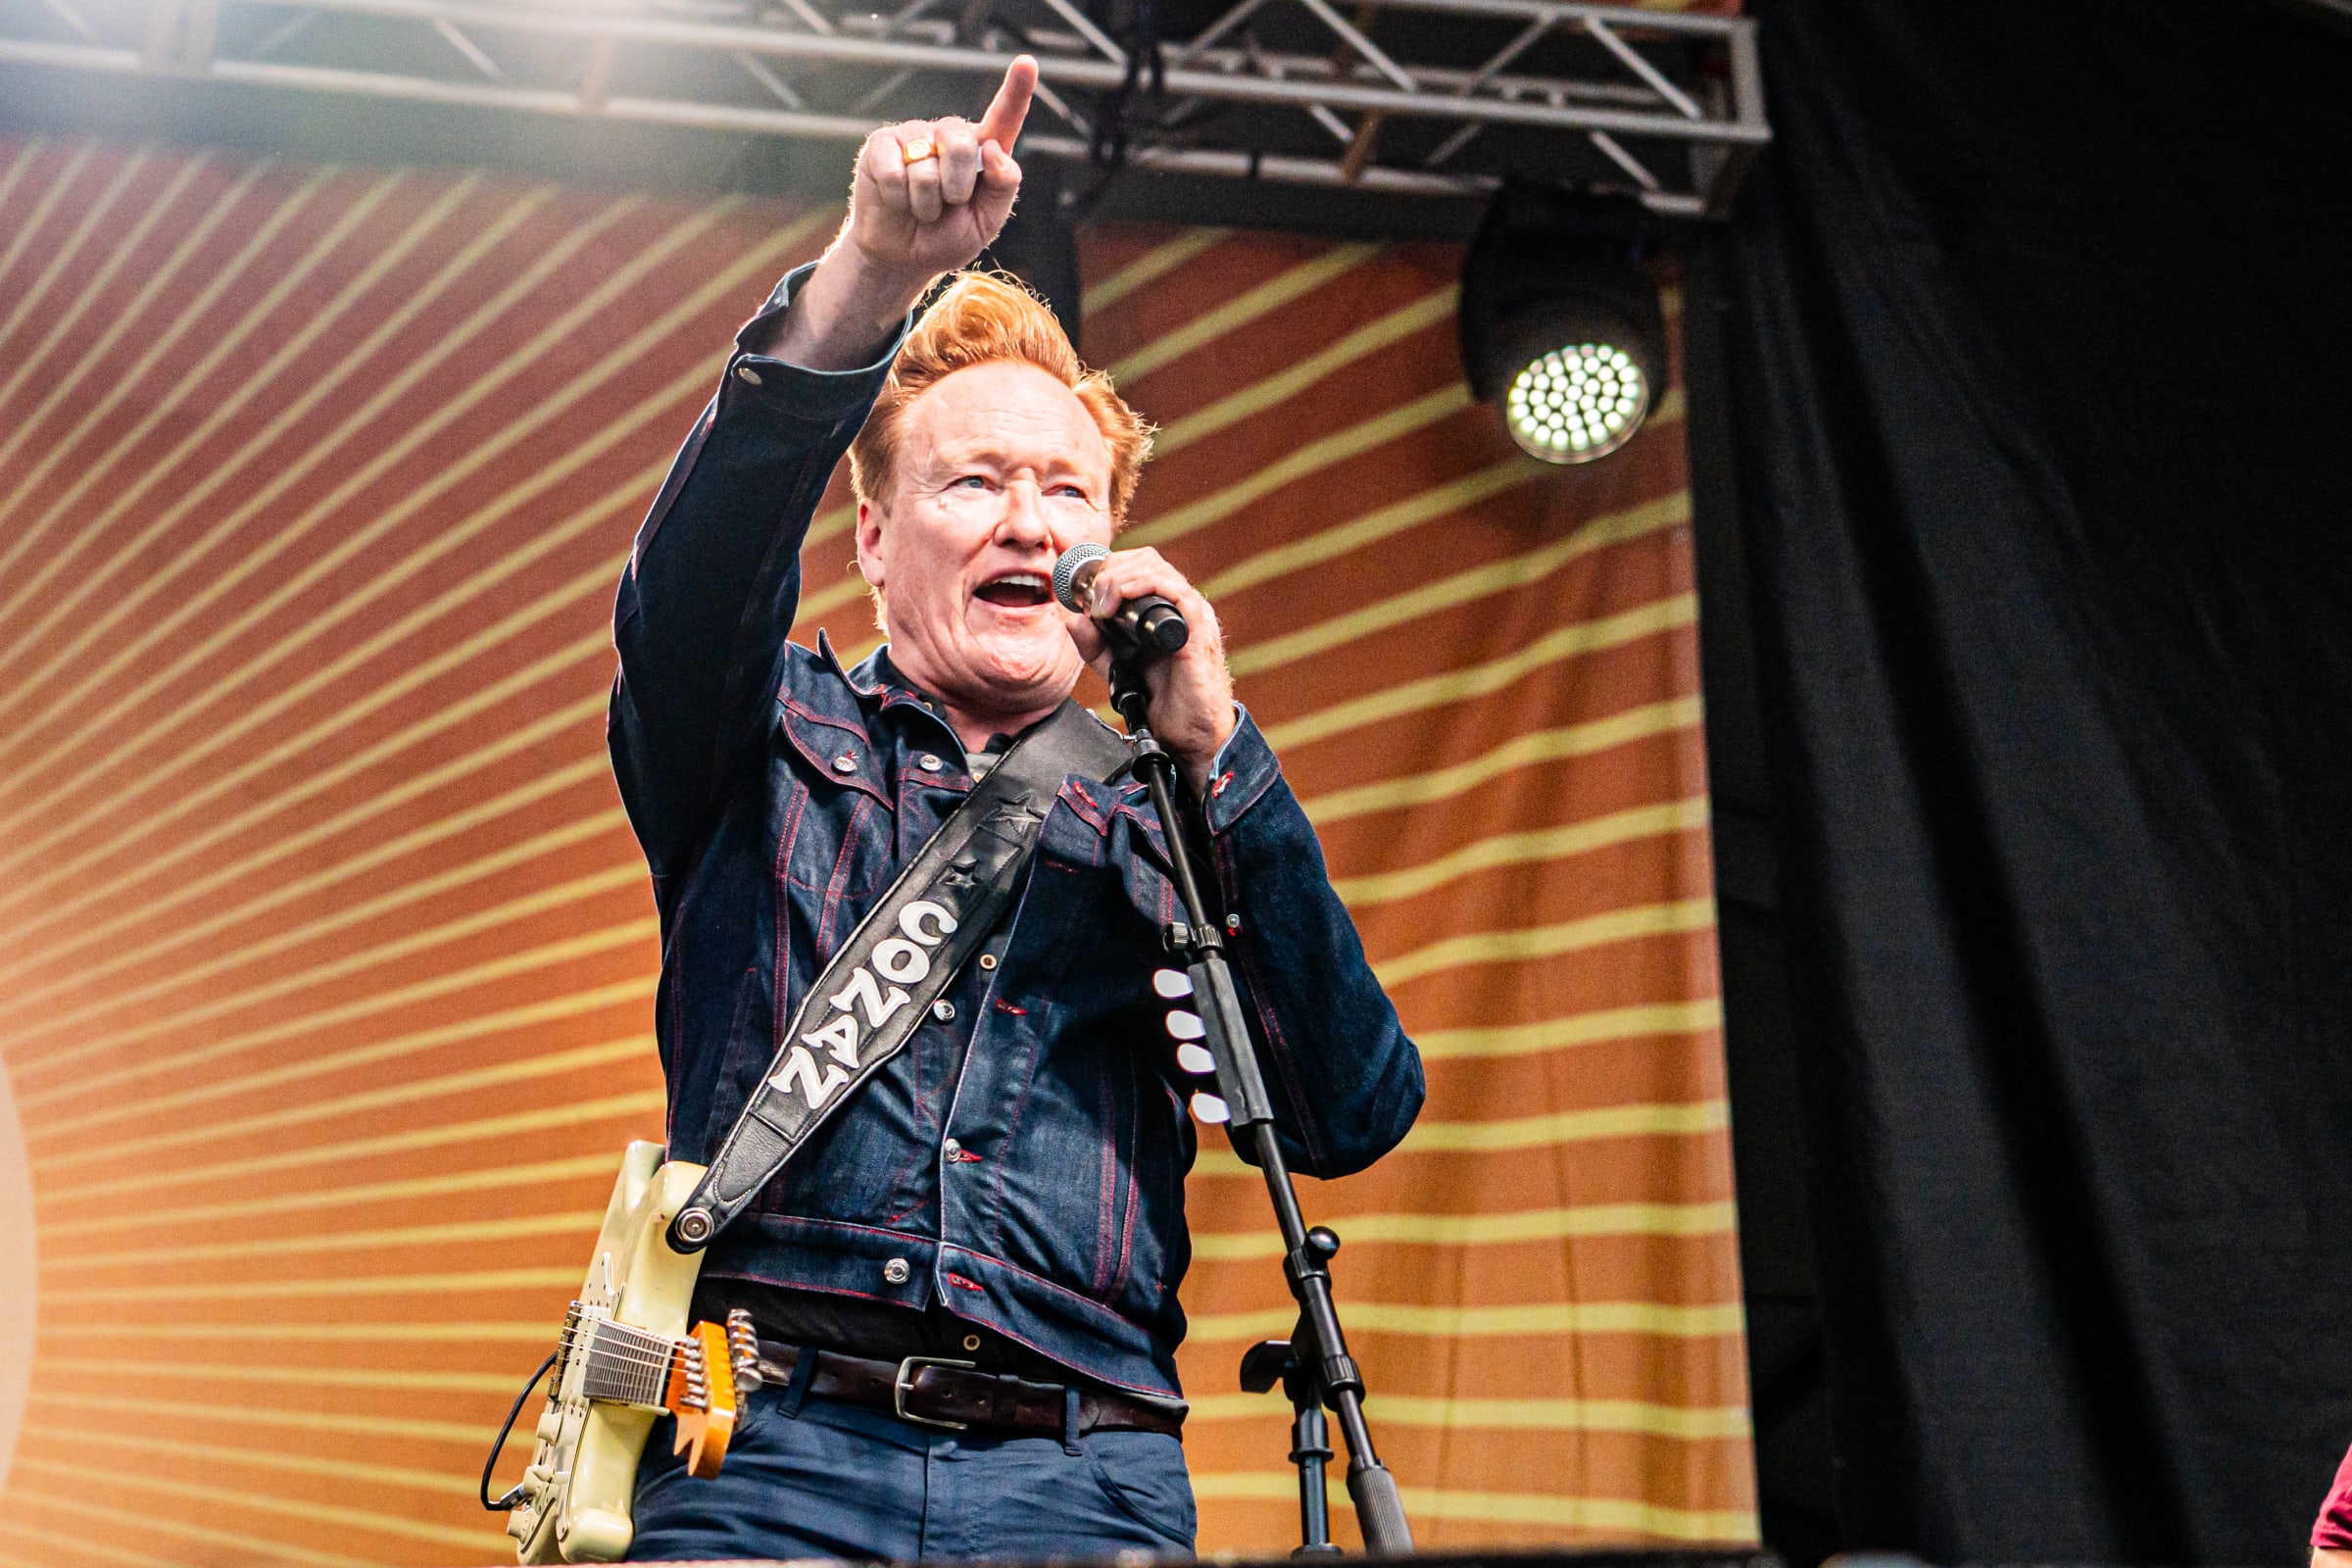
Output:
[669, 697, 1132, 1251]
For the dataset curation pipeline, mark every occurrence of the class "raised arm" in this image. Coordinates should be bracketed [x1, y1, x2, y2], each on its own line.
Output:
[760, 57, 1036, 369]
[610, 59, 1039, 878]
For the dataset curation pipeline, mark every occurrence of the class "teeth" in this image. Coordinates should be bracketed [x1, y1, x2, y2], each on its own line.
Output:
[996, 573, 1044, 588]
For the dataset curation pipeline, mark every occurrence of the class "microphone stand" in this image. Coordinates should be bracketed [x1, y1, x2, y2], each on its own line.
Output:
[1105, 648, 1415, 1557]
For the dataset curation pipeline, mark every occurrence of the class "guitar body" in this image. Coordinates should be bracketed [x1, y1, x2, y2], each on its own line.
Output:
[508, 1144, 733, 1565]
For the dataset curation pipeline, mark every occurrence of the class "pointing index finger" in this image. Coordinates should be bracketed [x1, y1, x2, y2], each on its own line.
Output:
[975, 55, 1038, 150]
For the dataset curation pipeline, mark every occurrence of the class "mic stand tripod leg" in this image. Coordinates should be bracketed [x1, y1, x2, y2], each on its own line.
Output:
[1108, 655, 1414, 1556]
[1293, 1393, 1339, 1553]
[1242, 1333, 1341, 1555]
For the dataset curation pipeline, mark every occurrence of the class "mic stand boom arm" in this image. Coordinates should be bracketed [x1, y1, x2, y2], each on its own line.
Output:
[1106, 654, 1414, 1556]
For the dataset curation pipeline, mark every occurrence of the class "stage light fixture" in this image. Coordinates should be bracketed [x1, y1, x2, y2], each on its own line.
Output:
[1459, 185, 1666, 466]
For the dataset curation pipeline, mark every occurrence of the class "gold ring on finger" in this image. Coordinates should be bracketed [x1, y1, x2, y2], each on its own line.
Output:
[902, 137, 938, 165]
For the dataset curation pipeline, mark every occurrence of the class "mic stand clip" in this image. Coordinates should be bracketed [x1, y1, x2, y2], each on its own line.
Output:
[1105, 651, 1414, 1557]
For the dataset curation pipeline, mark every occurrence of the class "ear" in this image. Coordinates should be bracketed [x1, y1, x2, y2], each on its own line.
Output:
[854, 497, 886, 593]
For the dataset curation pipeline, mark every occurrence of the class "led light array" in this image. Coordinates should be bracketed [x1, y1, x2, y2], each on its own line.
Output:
[1505, 344, 1649, 463]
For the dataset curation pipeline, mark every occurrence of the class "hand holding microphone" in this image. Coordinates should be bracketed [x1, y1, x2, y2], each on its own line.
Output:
[1053, 542, 1235, 791]
[1053, 543, 1189, 657]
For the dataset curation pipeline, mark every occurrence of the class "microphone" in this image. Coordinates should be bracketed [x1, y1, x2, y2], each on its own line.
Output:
[1052, 543, 1190, 657]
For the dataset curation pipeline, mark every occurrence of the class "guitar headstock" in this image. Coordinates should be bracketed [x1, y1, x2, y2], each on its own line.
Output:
[725, 1308, 763, 1393]
[665, 1319, 738, 1479]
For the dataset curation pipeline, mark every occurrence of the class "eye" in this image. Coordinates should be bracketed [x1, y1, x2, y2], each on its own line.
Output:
[1049, 483, 1092, 501]
[955, 474, 991, 490]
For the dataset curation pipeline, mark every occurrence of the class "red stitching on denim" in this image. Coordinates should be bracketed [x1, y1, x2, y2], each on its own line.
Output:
[1057, 782, 1111, 834]
[762, 1213, 921, 1243]
[1108, 1051, 1142, 1300]
[1111, 804, 1169, 865]
[991, 1023, 1047, 1250]
[815, 796, 873, 956]
[1093, 1054, 1117, 1296]
[771, 785, 809, 1044]
[780, 695, 870, 736]
[948, 1248, 1154, 1322]
[703, 1268, 909, 1312]
[946, 1272, 985, 1294]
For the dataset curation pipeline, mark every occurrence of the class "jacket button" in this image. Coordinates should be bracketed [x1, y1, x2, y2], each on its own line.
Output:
[978, 954, 998, 971]
[918, 753, 944, 772]
[931, 999, 955, 1021]
[832, 754, 857, 774]
[883, 1258, 911, 1285]
[943, 1137, 962, 1157]
[735, 364, 763, 386]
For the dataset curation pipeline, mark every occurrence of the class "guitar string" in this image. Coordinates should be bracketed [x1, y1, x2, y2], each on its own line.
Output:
[565, 1338, 710, 1369]
[573, 1344, 710, 1392]
[560, 1320, 692, 1350]
[582, 1371, 673, 1404]
[559, 1333, 678, 1359]
[568, 1345, 696, 1363]
[549, 1321, 730, 1404]
[574, 1354, 678, 1374]
[558, 1329, 688, 1363]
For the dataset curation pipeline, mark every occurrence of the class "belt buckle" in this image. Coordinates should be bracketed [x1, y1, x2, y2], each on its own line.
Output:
[893, 1355, 977, 1431]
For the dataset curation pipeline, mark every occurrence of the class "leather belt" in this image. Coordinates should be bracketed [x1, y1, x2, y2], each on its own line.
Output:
[753, 1340, 1184, 1439]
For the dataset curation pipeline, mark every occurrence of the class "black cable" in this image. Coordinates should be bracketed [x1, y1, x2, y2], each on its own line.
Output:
[480, 1350, 558, 1512]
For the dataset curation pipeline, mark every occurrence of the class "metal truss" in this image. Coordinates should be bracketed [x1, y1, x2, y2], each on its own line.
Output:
[0, 0, 1767, 215]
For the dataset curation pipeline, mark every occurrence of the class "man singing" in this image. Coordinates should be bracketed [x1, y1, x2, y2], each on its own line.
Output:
[611, 55, 1423, 1560]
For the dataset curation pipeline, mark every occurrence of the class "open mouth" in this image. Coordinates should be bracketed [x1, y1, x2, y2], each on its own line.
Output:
[974, 570, 1054, 610]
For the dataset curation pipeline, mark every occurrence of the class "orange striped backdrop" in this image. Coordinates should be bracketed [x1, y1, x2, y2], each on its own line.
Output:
[0, 135, 1752, 1566]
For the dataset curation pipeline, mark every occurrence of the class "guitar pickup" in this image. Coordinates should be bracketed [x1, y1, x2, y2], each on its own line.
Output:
[575, 1318, 685, 1411]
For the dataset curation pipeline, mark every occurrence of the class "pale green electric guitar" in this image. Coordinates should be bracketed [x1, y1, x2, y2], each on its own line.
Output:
[502, 1143, 759, 1564]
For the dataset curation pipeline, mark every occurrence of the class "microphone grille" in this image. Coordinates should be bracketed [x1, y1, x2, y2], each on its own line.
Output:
[1052, 543, 1109, 612]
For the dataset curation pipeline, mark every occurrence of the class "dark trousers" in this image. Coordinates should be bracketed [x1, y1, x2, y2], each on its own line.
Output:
[627, 1378, 1198, 1560]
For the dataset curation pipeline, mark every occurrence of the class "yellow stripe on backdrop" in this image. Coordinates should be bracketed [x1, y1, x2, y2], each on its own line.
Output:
[0, 139, 66, 277]
[0, 204, 821, 897]
[35, 1095, 671, 1230]
[0, 157, 265, 487]
[38, 1152, 628, 1238]
[0, 163, 393, 634]
[0, 154, 203, 428]
[0, 145, 153, 387]
[3, 1500, 386, 1568]
[0, 141, 1748, 1564]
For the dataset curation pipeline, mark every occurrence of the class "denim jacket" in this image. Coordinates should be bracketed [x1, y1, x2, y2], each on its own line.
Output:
[609, 265, 1425, 1400]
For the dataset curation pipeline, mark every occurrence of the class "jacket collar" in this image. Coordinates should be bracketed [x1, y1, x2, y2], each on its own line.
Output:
[816, 627, 885, 699]
[816, 630, 967, 753]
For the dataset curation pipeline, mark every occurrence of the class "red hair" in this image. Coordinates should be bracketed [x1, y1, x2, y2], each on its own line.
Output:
[849, 270, 1152, 524]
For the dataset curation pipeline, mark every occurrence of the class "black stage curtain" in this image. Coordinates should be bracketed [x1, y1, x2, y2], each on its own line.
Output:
[1710, 0, 2352, 1559]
